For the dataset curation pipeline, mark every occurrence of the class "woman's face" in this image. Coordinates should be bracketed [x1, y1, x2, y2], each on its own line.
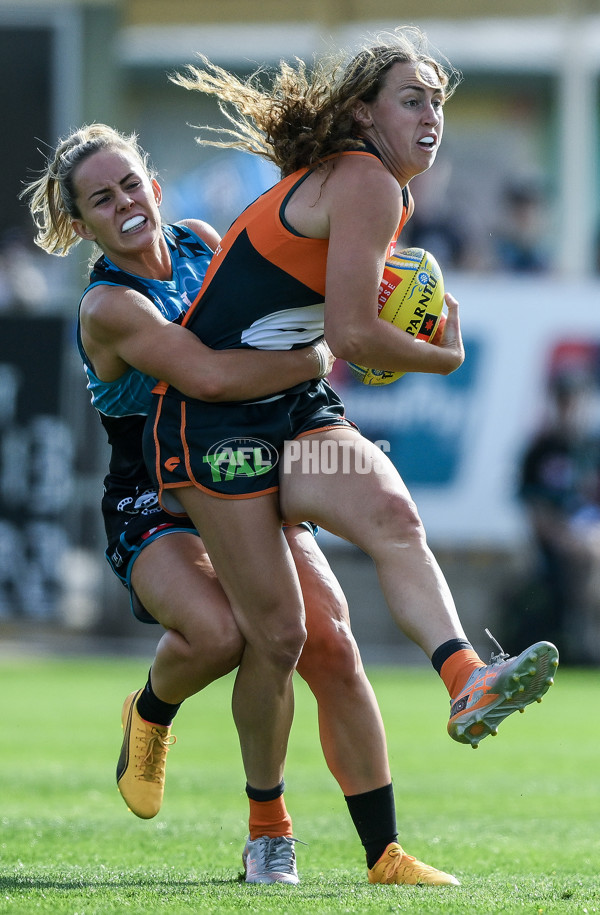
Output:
[356, 60, 445, 186]
[71, 146, 162, 261]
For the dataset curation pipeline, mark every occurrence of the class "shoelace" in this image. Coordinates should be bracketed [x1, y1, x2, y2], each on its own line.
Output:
[256, 837, 300, 874]
[380, 845, 418, 879]
[137, 727, 176, 783]
[485, 627, 510, 664]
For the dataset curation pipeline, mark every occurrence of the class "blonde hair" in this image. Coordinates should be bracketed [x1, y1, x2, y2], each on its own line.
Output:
[21, 124, 155, 257]
[171, 27, 460, 177]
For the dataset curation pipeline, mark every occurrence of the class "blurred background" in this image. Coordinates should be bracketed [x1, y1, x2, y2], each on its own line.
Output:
[2, 0, 600, 666]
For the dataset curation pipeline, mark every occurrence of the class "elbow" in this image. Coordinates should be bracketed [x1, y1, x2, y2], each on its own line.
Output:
[186, 376, 227, 402]
[325, 325, 366, 364]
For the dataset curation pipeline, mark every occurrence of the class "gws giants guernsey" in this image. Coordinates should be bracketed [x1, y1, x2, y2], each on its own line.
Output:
[178, 146, 411, 355]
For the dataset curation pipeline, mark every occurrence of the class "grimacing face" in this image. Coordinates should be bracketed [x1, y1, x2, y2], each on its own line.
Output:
[355, 60, 445, 185]
[71, 147, 162, 260]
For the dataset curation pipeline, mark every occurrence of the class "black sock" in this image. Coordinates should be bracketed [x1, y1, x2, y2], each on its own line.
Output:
[245, 780, 285, 802]
[135, 669, 181, 726]
[345, 783, 397, 869]
[431, 638, 474, 675]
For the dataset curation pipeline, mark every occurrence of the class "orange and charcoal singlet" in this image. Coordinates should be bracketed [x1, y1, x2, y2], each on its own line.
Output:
[178, 144, 411, 355]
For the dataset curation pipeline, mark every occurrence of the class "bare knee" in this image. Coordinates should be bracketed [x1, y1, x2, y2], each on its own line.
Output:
[270, 619, 308, 669]
[298, 618, 362, 692]
[158, 614, 245, 689]
[370, 488, 426, 548]
[251, 616, 307, 671]
[201, 619, 245, 675]
[286, 526, 360, 685]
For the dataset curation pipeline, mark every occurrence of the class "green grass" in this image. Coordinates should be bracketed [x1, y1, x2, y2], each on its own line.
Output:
[1, 655, 598, 913]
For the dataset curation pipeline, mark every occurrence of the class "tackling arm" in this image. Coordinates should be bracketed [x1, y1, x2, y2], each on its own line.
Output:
[80, 285, 333, 403]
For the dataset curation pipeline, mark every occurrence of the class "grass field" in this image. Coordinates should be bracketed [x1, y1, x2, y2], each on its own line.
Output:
[1, 654, 598, 914]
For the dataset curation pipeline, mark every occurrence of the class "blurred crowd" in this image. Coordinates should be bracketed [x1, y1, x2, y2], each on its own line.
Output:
[502, 361, 600, 665]
[401, 169, 551, 274]
[0, 226, 73, 315]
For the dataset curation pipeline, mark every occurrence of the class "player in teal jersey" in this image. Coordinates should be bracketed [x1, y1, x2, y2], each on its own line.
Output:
[23, 123, 463, 887]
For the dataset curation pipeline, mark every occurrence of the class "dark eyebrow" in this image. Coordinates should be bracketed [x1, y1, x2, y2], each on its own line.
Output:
[399, 83, 443, 96]
[88, 171, 136, 202]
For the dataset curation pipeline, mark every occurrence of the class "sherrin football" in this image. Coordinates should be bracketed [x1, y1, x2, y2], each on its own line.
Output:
[347, 247, 445, 385]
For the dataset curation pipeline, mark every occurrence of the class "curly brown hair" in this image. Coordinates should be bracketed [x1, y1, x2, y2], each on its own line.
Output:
[171, 27, 460, 177]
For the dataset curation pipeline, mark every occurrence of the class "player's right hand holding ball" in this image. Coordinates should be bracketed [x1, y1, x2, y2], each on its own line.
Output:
[431, 292, 464, 374]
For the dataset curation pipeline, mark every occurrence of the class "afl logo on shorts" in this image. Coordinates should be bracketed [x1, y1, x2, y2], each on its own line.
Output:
[203, 437, 278, 482]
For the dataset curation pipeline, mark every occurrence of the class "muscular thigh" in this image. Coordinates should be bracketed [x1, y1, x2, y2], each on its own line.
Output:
[130, 531, 236, 638]
[175, 486, 305, 643]
[280, 428, 414, 550]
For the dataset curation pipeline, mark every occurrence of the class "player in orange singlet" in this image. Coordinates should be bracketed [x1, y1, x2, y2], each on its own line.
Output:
[145, 28, 559, 886]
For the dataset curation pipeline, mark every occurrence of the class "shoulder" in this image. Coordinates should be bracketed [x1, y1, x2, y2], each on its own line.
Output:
[345, 150, 399, 177]
[80, 282, 155, 340]
[81, 281, 130, 317]
[327, 155, 405, 230]
[177, 218, 220, 251]
[330, 154, 403, 202]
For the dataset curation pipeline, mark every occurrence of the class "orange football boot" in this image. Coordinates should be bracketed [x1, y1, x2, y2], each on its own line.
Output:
[368, 843, 459, 886]
[116, 689, 176, 818]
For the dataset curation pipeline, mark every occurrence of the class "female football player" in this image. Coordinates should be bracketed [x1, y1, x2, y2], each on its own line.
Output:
[145, 24, 559, 883]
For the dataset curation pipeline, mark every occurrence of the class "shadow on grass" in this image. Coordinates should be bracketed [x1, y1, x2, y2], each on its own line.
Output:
[0, 875, 243, 890]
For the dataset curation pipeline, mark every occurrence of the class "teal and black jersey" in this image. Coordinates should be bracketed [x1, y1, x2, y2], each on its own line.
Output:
[76, 223, 212, 600]
[78, 223, 212, 418]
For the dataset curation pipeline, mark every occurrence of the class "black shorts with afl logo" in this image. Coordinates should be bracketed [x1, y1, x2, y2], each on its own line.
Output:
[144, 378, 355, 509]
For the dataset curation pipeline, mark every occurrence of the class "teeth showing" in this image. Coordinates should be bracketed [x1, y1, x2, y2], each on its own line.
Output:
[419, 137, 434, 147]
[122, 215, 145, 233]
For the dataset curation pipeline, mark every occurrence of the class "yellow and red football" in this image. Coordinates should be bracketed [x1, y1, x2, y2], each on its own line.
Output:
[347, 247, 445, 385]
